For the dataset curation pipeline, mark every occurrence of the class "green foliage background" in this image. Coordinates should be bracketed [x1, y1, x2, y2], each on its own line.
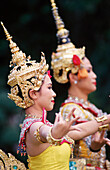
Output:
[0, 0, 110, 166]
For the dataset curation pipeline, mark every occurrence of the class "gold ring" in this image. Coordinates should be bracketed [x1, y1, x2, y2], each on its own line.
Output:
[65, 118, 69, 122]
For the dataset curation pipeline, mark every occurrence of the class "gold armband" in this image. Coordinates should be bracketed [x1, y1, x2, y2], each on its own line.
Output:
[46, 127, 62, 146]
[34, 124, 45, 143]
[95, 115, 107, 123]
[98, 124, 109, 132]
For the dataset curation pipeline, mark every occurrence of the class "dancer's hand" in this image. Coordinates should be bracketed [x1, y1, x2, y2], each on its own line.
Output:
[52, 108, 80, 139]
[90, 130, 110, 151]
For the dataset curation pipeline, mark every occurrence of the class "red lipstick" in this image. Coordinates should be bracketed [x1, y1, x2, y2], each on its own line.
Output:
[51, 100, 55, 103]
[93, 82, 96, 86]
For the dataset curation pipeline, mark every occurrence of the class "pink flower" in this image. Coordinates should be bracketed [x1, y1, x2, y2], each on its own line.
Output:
[72, 55, 80, 65]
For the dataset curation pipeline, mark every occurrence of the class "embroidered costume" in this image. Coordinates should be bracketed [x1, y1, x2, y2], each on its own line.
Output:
[60, 96, 107, 169]
[49, 0, 110, 169]
[28, 143, 70, 170]
[1, 22, 76, 170]
[18, 109, 74, 170]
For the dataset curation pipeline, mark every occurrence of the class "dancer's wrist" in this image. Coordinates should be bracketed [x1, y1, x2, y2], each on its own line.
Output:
[46, 127, 62, 146]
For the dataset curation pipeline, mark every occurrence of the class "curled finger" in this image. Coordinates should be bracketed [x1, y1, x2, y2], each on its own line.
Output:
[57, 112, 63, 122]
[69, 116, 80, 126]
[104, 138, 110, 146]
[65, 108, 76, 121]
[54, 113, 59, 124]
[100, 130, 106, 140]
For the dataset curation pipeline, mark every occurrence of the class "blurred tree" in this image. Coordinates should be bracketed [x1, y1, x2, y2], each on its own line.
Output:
[0, 0, 110, 166]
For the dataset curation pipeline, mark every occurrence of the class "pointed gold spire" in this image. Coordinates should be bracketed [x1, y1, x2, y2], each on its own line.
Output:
[50, 1, 85, 84]
[50, 0, 70, 44]
[1, 21, 12, 41]
[50, 0, 65, 30]
[1, 22, 26, 66]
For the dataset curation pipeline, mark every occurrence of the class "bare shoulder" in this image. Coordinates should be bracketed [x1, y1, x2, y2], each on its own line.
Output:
[29, 122, 44, 135]
[26, 122, 49, 156]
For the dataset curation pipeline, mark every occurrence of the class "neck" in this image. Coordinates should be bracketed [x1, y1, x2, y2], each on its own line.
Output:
[25, 105, 45, 118]
[68, 85, 88, 102]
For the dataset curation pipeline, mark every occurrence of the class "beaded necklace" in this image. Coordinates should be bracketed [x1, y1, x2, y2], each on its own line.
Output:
[68, 94, 90, 106]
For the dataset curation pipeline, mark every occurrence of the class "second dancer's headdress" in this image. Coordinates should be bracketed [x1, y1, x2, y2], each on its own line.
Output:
[50, 0, 86, 83]
[1, 22, 48, 108]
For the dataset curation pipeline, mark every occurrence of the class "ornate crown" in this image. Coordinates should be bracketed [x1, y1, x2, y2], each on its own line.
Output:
[1, 22, 48, 109]
[50, 0, 85, 83]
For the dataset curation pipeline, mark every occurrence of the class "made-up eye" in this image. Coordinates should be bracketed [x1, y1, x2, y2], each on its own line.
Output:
[26, 63, 32, 67]
[87, 69, 90, 73]
[48, 86, 52, 89]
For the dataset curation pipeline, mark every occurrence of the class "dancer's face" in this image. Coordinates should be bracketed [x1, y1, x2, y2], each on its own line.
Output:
[77, 57, 97, 95]
[37, 74, 56, 111]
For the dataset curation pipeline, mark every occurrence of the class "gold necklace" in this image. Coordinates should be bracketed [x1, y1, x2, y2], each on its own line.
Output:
[25, 114, 42, 119]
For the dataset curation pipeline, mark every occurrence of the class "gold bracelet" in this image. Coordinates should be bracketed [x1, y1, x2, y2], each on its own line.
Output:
[98, 124, 109, 132]
[65, 135, 75, 146]
[34, 124, 45, 143]
[95, 115, 107, 123]
[46, 127, 62, 146]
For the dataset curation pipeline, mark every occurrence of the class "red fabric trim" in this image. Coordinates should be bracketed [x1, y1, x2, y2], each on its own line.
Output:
[61, 101, 98, 117]
[76, 120, 88, 124]
[61, 139, 72, 145]
[19, 119, 42, 146]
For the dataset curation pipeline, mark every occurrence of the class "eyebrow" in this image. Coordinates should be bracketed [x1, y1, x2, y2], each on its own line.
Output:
[84, 66, 92, 69]
[47, 83, 52, 85]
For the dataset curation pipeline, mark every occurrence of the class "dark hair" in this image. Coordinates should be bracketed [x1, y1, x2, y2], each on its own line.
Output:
[15, 75, 45, 101]
[67, 70, 78, 88]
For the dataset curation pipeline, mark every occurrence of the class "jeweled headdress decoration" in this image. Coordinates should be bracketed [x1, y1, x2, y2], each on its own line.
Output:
[50, 0, 85, 83]
[0, 149, 26, 170]
[1, 22, 48, 108]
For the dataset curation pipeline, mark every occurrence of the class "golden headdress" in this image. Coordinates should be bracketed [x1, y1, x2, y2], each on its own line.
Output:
[1, 22, 48, 109]
[50, 0, 85, 83]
